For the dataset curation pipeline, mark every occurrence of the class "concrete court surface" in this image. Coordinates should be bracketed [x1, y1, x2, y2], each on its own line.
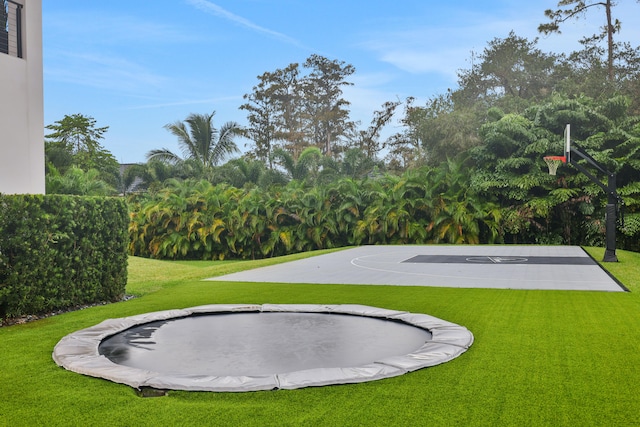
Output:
[207, 245, 626, 292]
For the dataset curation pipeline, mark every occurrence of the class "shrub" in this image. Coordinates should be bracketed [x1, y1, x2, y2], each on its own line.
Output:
[0, 194, 128, 319]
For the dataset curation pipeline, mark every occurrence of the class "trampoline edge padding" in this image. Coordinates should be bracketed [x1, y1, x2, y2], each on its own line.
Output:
[53, 304, 473, 392]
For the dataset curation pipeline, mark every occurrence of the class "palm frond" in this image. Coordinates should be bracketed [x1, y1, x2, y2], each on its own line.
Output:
[146, 148, 183, 165]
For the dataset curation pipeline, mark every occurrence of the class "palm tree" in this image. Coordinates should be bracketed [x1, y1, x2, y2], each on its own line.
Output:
[271, 146, 322, 182]
[147, 112, 242, 170]
[45, 166, 116, 196]
[427, 157, 501, 244]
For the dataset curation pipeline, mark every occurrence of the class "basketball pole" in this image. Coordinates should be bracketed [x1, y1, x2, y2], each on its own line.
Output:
[604, 173, 619, 262]
[564, 129, 621, 262]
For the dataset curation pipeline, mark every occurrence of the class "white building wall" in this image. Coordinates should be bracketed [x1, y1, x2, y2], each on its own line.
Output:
[0, 0, 44, 194]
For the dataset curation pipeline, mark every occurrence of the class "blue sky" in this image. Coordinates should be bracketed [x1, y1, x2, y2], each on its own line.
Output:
[42, 1, 640, 164]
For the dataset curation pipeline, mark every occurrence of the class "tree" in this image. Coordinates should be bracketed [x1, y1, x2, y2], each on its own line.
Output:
[341, 148, 384, 179]
[120, 163, 148, 195]
[147, 112, 242, 172]
[241, 63, 306, 161]
[46, 114, 109, 165]
[271, 146, 323, 183]
[539, 0, 621, 81]
[270, 64, 306, 156]
[390, 94, 484, 167]
[348, 100, 401, 159]
[385, 97, 429, 171]
[428, 157, 501, 244]
[46, 166, 116, 196]
[455, 32, 561, 107]
[300, 54, 356, 156]
[386, 33, 564, 169]
[241, 55, 356, 160]
[467, 93, 640, 247]
[45, 114, 120, 188]
[240, 65, 301, 167]
[212, 157, 267, 188]
[128, 159, 186, 192]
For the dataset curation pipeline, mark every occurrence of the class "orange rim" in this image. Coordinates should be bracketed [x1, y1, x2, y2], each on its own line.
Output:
[543, 155, 566, 163]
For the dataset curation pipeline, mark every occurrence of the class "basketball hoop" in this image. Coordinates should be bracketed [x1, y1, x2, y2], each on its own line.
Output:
[543, 156, 566, 175]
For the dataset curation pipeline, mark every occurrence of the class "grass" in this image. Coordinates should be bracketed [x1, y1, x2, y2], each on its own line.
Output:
[1, 246, 640, 426]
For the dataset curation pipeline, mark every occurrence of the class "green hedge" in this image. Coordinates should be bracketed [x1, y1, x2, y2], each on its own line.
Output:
[128, 171, 503, 261]
[0, 194, 128, 319]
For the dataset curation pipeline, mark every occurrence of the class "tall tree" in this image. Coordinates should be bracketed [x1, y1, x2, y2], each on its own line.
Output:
[384, 97, 431, 170]
[45, 114, 109, 162]
[538, 0, 621, 81]
[271, 64, 306, 156]
[147, 112, 242, 171]
[455, 32, 560, 107]
[239, 75, 279, 168]
[557, 35, 640, 113]
[349, 100, 401, 159]
[387, 33, 563, 169]
[390, 93, 484, 167]
[45, 114, 119, 187]
[242, 55, 355, 161]
[300, 54, 356, 156]
[240, 64, 303, 165]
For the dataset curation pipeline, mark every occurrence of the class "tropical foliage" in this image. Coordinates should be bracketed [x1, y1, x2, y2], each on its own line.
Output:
[128, 161, 502, 260]
[45, 114, 121, 194]
[470, 94, 640, 248]
[147, 112, 242, 173]
[46, 166, 116, 196]
[128, 88, 640, 260]
[49, 4, 640, 256]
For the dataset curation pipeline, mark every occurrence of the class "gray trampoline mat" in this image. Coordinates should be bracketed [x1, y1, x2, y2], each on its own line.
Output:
[207, 245, 625, 292]
[53, 304, 474, 392]
[98, 312, 433, 376]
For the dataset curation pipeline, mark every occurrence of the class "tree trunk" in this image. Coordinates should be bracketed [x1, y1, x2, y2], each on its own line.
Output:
[605, 0, 614, 81]
[325, 133, 331, 157]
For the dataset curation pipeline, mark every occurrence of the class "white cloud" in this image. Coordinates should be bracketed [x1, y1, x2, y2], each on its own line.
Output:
[184, 0, 309, 49]
[44, 51, 168, 93]
[357, 18, 516, 80]
[379, 49, 471, 78]
[348, 71, 396, 88]
[125, 95, 243, 111]
[44, 12, 198, 46]
[43, 10, 196, 94]
[362, 0, 640, 85]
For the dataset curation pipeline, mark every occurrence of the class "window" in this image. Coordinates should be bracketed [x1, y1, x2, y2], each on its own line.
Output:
[1, 0, 22, 58]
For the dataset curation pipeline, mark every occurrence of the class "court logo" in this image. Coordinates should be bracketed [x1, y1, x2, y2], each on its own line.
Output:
[465, 256, 529, 264]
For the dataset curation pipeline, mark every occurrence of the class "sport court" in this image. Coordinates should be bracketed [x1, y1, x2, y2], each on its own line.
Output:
[207, 245, 625, 292]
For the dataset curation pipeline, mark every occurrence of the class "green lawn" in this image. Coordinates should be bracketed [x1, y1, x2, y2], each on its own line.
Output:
[1, 247, 639, 426]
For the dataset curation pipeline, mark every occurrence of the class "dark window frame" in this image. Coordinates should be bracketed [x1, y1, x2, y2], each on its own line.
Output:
[1, 0, 23, 58]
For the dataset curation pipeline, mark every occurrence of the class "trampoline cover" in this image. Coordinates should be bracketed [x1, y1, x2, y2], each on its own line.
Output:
[52, 304, 473, 392]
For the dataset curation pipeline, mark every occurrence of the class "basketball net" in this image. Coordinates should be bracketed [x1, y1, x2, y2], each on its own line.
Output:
[543, 156, 566, 175]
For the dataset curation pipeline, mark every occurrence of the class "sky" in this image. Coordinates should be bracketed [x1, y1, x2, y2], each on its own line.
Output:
[42, 1, 640, 164]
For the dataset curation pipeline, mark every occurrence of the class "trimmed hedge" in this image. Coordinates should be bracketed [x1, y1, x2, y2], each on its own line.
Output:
[0, 194, 128, 319]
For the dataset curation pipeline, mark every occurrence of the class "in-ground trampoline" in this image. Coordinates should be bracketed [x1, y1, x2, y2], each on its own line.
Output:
[53, 304, 473, 392]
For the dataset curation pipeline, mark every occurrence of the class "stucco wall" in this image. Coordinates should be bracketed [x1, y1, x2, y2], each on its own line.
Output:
[0, 0, 44, 194]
